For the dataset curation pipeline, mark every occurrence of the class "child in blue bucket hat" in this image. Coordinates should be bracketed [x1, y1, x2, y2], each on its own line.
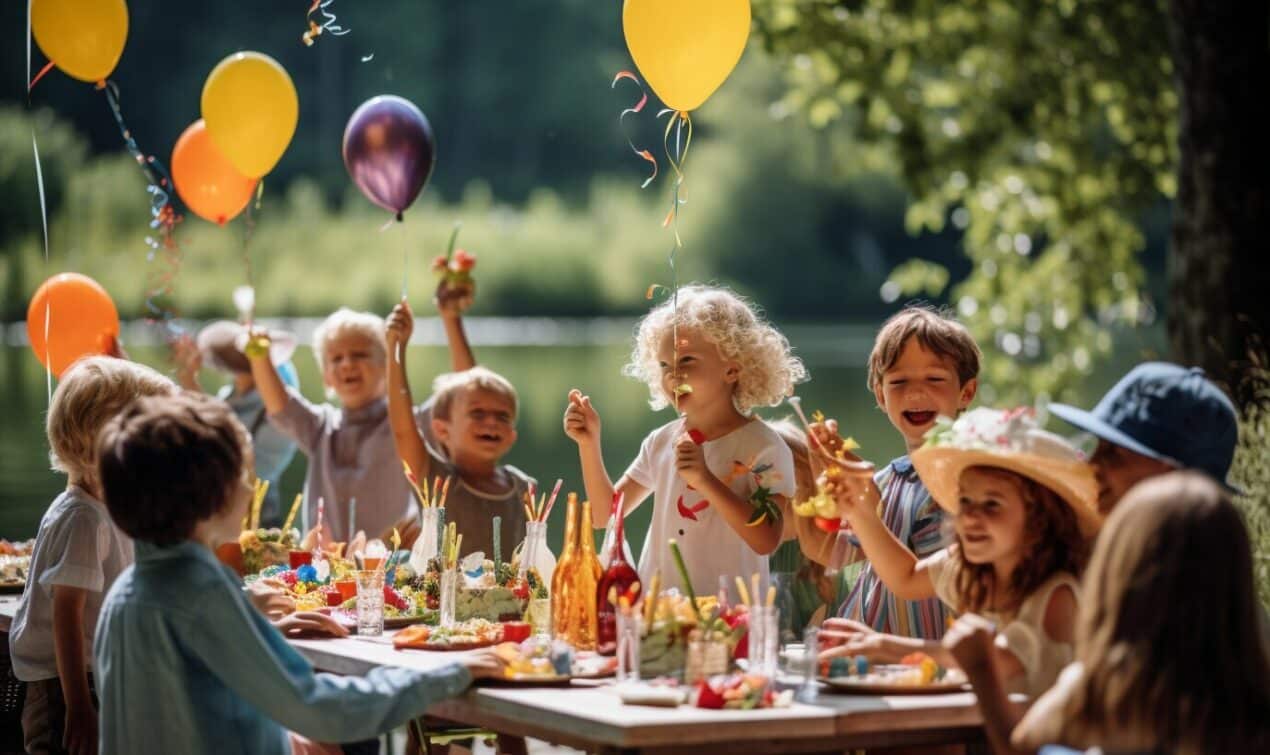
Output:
[1048, 362, 1240, 514]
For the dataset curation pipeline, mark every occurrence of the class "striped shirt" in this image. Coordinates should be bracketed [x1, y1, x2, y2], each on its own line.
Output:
[834, 456, 951, 639]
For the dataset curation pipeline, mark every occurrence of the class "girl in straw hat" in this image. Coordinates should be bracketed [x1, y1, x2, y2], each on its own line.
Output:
[957, 471, 1270, 755]
[818, 407, 1099, 698]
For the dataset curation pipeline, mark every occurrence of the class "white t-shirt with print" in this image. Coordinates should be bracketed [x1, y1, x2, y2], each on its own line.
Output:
[624, 417, 795, 597]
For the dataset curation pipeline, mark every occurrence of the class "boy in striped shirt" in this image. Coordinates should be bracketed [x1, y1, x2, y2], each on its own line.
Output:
[794, 306, 981, 639]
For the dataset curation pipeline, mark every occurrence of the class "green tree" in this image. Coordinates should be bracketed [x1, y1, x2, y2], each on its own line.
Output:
[753, 0, 1195, 403]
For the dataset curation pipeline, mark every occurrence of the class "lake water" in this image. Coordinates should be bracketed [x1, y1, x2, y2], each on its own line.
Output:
[0, 318, 1152, 556]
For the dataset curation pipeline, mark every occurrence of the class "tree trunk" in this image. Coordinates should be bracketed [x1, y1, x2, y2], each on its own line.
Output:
[1167, 0, 1270, 405]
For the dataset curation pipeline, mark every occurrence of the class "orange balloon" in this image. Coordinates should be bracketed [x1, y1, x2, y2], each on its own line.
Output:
[171, 119, 257, 225]
[26, 273, 120, 377]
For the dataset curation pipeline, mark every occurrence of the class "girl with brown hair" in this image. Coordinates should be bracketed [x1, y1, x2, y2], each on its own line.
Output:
[819, 408, 1100, 698]
[1005, 470, 1270, 753]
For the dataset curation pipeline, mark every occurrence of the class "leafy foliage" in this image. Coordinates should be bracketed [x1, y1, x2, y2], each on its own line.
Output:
[753, 0, 1176, 401]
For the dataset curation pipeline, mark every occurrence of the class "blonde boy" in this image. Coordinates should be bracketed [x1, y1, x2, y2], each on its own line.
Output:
[9, 356, 175, 755]
[385, 301, 533, 560]
[249, 307, 431, 542]
[797, 306, 980, 639]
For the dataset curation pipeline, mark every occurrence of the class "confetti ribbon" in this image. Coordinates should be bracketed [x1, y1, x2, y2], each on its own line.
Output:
[611, 71, 658, 189]
[100, 81, 184, 338]
[302, 0, 351, 47]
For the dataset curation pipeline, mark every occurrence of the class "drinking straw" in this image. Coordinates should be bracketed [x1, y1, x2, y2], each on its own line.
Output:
[542, 479, 563, 521]
[493, 516, 502, 568]
[315, 497, 325, 551]
[766, 585, 776, 608]
[735, 576, 751, 607]
[751, 574, 760, 614]
[282, 494, 303, 533]
[667, 539, 702, 623]
[439, 476, 452, 509]
[348, 498, 357, 540]
[644, 572, 661, 624]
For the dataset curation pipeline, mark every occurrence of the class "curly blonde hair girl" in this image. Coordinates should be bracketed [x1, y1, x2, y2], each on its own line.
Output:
[623, 285, 807, 413]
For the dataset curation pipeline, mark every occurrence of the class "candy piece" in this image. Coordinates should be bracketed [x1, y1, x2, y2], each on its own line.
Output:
[828, 657, 850, 677]
[854, 655, 870, 676]
[295, 564, 318, 584]
[549, 644, 574, 676]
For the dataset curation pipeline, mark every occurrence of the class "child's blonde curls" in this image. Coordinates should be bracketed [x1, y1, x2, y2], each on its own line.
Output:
[623, 285, 807, 413]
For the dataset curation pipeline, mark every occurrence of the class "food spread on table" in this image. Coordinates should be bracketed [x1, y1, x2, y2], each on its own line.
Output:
[819, 652, 969, 693]
[0, 539, 33, 591]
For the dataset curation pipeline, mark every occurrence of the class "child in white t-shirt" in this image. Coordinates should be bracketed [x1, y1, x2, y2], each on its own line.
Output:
[9, 356, 176, 755]
[563, 285, 806, 594]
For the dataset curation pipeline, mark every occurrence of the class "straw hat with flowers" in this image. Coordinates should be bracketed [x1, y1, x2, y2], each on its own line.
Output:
[911, 407, 1102, 537]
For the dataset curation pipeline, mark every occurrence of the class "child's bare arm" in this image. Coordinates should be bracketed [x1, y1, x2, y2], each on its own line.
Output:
[436, 281, 476, 372]
[944, 615, 1034, 755]
[246, 334, 289, 415]
[51, 584, 97, 755]
[824, 466, 937, 600]
[386, 302, 431, 481]
[563, 390, 652, 521]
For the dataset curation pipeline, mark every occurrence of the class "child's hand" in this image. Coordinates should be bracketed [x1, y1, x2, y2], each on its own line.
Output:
[246, 577, 297, 619]
[563, 389, 602, 446]
[171, 334, 202, 391]
[820, 465, 882, 523]
[435, 278, 475, 317]
[64, 702, 98, 755]
[386, 300, 414, 352]
[382, 517, 421, 552]
[274, 611, 350, 638]
[674, 433, 713, 489]
[943, 614, 998, 674]
[818, 620, 903, 663]
[455, 646, 508, 680]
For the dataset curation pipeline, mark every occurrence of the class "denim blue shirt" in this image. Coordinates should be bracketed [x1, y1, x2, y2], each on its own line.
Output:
[94, 541, 471, 755]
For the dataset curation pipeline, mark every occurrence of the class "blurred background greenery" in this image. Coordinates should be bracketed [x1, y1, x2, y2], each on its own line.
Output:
[0, 2, 1262, 600]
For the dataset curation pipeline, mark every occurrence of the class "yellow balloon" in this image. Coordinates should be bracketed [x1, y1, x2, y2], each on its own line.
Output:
[31, 0, 128, 84]
[201, 52, 299, 178]
[623, 0, 751, 112]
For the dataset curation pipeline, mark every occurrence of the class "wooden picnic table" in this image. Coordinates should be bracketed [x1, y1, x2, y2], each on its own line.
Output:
[1, 595, 987, 753]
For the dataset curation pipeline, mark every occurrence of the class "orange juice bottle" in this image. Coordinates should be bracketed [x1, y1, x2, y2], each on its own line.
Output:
[550, 493, 579, 642]
[571, 499, 601, 650]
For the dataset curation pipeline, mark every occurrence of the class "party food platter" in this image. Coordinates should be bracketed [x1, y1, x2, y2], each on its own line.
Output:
[0, 541, 33, 594]
[392, 619, 503, 651]
[818, 653, 968, 695]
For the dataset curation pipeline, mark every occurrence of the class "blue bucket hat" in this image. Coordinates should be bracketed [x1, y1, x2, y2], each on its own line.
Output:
[1049, 362, 1240, 491]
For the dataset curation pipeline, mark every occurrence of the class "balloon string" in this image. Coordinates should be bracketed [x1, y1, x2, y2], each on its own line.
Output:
[303, 0, 351, 46]
[101, 81, 184, 339]
[611, 71, 658, 188]
[657, 110, 691, 412]
[241, 186, 260, 325]
[401, 221, 409, 303]
[28, 1, 51, 401]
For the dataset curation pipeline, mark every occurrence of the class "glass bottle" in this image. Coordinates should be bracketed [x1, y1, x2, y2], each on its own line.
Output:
[550, 494, 578, 642]
[595, 506, 640, 654]
[517, 520, 556, 587]
[570, 499, 601, 651]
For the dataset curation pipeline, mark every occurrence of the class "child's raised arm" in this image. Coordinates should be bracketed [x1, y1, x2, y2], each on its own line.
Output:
[563, 389, 650, 524]
[386, 301, 431, 482]
[824, 463, 938, 600]
[435, 279, 475, 372]
[246, 333, 289, 415]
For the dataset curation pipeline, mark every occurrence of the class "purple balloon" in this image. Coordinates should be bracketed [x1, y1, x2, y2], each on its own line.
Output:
[342, 95, 436, 219]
